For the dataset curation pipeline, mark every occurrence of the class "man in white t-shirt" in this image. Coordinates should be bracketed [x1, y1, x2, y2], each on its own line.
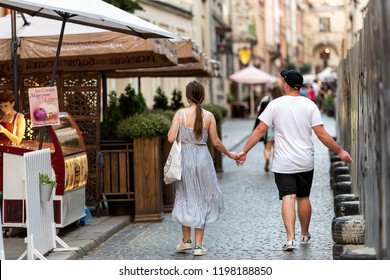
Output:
[237, 69, 353, 251]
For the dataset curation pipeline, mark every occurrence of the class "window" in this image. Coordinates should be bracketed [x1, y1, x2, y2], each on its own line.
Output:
[319, 17, 330, 32]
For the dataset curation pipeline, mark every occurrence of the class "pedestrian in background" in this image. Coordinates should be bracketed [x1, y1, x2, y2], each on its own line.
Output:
[262, 85, 283, 172]
[254, 86, 284, 172]
[237, 69, 352, 251]
[167, 81, 239, 256]
[253, 89, 271, 163]
[308, 85, 315, 102]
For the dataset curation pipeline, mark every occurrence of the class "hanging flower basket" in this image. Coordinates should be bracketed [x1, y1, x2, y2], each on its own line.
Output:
[39, 172, 56, 202]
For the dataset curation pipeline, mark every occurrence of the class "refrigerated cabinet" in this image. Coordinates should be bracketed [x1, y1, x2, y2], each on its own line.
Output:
[0, 112, 88, 228]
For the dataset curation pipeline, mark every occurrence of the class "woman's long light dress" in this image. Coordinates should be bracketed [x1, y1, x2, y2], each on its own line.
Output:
[171, 110, 225, 229]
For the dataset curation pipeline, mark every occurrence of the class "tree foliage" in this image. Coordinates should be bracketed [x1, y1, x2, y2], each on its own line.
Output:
[101, 91, 123, 140]
[153, 87, 169, 110]
[119, 84, 147, 118]
[170, 89, 185, 111]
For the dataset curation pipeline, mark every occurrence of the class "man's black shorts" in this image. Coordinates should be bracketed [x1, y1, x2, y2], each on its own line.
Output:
[274, 169, 314, 200]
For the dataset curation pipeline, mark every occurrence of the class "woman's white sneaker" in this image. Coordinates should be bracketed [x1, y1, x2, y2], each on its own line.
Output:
[193, 245, 206, 256]
[176, 239, 192, 251]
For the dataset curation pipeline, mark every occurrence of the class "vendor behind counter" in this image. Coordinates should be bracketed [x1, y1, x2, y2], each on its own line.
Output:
[0, 89, 26, 192]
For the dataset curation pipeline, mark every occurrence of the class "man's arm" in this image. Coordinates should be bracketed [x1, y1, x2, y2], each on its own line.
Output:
[312, 124, 353, 162]
[238, 121, 268, 165]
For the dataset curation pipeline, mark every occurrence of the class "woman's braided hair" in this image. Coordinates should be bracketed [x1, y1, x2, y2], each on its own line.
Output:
[186, 81, 205, 140]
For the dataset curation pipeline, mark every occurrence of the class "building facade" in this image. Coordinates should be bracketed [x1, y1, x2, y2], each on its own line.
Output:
[303, 0, 369, 74]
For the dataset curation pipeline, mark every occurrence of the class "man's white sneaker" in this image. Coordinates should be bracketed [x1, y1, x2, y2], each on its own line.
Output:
[282, 240, 296, 251]
[176, 239, 192, 251]
[300, 233, 311, 245]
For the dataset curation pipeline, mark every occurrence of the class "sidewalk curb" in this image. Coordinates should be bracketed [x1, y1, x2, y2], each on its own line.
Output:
[47, 216, 131, 260]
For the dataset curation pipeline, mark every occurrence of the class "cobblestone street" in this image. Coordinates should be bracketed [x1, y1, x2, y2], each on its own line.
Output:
[82, 115, 335, 260]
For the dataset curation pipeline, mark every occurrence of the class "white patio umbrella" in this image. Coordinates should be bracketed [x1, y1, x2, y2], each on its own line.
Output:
[229, 65, 278, 84]
[0, 0, 179, 39]
[303, 73, 317, 84]
[0, 14, 178, 68]
[317, 67, 337, 82]
[229, 66, 278, 117]
[0, 0, 181, 85]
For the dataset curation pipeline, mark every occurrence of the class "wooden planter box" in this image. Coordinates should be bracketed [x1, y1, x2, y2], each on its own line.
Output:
[133, 136, 164, 222]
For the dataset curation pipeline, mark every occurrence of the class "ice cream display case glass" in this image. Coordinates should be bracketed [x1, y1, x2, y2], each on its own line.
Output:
[1, 112, 88, 228]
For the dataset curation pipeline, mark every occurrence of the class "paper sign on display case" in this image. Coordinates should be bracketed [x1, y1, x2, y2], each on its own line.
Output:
[28, 86, 60, 127]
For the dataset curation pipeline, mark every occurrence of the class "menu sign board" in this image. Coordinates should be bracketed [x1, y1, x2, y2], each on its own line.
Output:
[28, 86, 60, 127]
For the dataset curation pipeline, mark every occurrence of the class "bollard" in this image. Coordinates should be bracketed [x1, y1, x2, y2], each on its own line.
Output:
[329, 161, 346, 189]
[332, 215, 365, 244]
[335, 174, 350, 183]
[333, 166, 350, 178]
[334, 201, 360, 217]
[332, 215, 365, 260]
[334, 194, 359, 212]
[333, 181, 352, 197]
[332, 166, 350, 189]
[329, 161, 346, 175]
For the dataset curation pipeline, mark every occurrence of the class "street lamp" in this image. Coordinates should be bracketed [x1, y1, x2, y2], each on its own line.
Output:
[239, 47, 251, 66]
[320, 48, 330, 68]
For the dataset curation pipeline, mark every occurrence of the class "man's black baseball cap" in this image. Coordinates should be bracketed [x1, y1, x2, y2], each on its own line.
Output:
[280, 69, 303, 90]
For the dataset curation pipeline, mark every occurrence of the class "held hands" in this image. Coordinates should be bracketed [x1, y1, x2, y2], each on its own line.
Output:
[228, 151, 244, 167]
[235, 151, 247, 166]
[228, 151, 240, 160]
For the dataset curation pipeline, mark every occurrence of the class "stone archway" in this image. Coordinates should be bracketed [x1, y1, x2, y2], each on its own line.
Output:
[313, 43, 340, 73]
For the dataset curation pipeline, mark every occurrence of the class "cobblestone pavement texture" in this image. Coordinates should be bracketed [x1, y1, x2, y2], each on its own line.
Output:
[2, 115, 336, 260]
[81, 114, 336, 260]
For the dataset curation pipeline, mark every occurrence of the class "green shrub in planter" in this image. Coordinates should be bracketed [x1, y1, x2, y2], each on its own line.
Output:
[115, 112, 171, 139]
[157, 109, 176, 122]
[145, 109, 176, 122]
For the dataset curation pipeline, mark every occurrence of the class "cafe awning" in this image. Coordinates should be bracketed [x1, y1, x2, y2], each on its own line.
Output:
[0, 14, 178, 73]
[105, 53, 221, 78]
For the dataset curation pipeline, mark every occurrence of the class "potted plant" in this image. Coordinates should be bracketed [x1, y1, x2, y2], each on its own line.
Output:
[115, 111, 171, 222]
[39, 172, 56, 201]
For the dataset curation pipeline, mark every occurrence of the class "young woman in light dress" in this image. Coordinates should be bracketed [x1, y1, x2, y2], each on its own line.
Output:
[167, 81, 239, 256]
